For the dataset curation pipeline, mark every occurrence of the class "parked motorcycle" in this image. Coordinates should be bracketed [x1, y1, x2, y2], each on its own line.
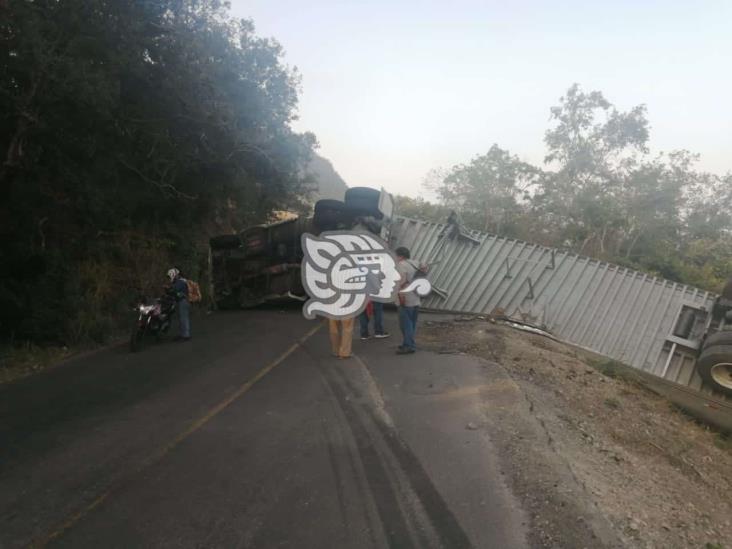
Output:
[130, 291, 176, 352]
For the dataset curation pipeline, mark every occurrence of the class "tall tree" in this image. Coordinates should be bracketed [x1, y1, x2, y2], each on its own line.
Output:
[431, 144, 539, 235]
[0, 0, 316, 343]
[424, 84, 732, 292]
[536, 84, 649, 253]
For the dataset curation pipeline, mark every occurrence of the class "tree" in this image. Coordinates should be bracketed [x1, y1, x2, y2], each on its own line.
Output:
[423, 84, 732, 293]
[0, 0, 316, 343]
[393, 195, 451, 223]
[609, 153, 684, 261]
[430, 145, 540, 235]
[536, 84, 650, 253]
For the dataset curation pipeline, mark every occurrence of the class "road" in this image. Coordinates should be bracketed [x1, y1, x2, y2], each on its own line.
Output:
[0, 309, 528, 548]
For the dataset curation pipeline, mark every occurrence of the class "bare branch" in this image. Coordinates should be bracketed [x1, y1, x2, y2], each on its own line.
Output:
[116, 157, 197, 201]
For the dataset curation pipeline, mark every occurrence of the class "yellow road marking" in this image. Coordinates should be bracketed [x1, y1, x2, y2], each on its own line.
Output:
[34, 323, 321, 548]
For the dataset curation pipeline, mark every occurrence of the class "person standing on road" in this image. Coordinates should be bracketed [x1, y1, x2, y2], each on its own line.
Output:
[351, 216, 390, 342]
[395, 247, 420, 355]
[167, 268, 191, 342]
[328, 317, 354, 359]
[359, 300, 390, 340]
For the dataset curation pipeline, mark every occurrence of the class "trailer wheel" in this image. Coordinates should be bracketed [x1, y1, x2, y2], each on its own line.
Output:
[701, 330, 732, 351]
[314, 199, 352, 230]
[345, 187, 384, 219]
[696, 344, 732, 396]
[345, 187, 380, 205]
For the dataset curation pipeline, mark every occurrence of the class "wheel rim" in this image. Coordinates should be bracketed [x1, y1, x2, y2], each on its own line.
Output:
[711, 362, 732, 390]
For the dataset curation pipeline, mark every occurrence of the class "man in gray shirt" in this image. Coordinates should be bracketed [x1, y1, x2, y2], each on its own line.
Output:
[395, 246, 420, 354]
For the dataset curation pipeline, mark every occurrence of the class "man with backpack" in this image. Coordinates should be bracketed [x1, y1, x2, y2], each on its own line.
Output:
[167, 267, 192, 342]
[395, 247, 421, 355]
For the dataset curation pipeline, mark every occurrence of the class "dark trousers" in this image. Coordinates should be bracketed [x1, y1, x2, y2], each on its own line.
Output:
[359, 302, 385, 337]
[398, 306, 419, 350]
[178, 298, 191, 338]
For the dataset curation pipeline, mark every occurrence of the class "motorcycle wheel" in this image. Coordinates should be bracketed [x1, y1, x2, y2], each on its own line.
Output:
[130, 326, 146, 352]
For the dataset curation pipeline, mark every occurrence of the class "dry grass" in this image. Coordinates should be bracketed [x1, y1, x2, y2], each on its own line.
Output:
[0, 343, 74, 384]
[421, 318, 732, 549]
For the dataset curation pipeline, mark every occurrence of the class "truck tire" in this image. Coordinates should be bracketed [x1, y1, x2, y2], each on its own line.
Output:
[701, 330, 732, 351]
[345, 187, 383, 218]
[314, 199, 352, 230]
[345, 187, 380, 206]
[696, 344, 732, 396]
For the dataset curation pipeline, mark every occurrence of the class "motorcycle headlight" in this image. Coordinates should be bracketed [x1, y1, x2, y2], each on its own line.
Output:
[138, 305, 155, 314]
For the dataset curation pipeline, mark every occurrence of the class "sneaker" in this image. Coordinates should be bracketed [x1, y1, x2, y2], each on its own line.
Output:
[374, 332, 390, 339]
[396, 347, 415, 355]
[360, 334, 371, 340]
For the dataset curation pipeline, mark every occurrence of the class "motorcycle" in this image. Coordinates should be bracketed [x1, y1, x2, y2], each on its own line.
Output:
[130, 291, 176, 352]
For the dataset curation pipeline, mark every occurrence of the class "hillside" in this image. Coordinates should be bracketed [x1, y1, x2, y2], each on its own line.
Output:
[307, 154, 348, 200]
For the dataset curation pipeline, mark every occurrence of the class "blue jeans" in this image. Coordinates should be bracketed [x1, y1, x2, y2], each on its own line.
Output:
[359, 302, 385, 337]
[178, 299, 191, 338]
[398, 306, 419, 350]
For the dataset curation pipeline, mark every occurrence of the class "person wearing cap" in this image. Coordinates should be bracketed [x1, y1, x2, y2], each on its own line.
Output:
[166, 267, 191, 341]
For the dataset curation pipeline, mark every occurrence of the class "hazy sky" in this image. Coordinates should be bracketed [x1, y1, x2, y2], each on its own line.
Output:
[230, 1, 731, 197]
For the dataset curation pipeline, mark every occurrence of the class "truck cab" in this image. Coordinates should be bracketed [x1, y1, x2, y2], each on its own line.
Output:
[209, 187, 394, 309]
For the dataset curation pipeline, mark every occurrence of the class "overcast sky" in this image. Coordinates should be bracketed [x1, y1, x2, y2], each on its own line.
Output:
[230, 0, 731, 197]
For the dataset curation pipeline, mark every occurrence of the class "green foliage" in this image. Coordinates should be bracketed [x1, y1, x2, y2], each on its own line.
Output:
[0, 341, 73, 384]
[394, 195, 452, 224]
[0, 0, 316, 344]
[424, 84, 732, 293]
[430, 145, 540, 235]
[590, 359, 623, 379]
[307, 154, 348, 201]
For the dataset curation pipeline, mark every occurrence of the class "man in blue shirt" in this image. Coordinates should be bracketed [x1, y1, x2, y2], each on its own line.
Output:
[167, 268, 191, 341]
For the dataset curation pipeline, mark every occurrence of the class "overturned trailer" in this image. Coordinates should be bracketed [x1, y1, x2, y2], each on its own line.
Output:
[209, 188, 394, 309]
[210, 202, 732, 400]
[390, 216, 732, 400]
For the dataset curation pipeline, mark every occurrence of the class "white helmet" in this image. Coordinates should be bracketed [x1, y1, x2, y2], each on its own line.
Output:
[167, 268, 180, 282]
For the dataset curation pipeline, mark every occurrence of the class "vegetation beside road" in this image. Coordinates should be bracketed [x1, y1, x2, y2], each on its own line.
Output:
[4, 2, 730, 372]
[1, 1, 316, 351]
[398, 85, 732, 293]
[421, 317, 732, 548]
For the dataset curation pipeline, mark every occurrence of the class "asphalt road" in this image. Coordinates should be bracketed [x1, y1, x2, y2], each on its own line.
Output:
[0, 309, 527, 548]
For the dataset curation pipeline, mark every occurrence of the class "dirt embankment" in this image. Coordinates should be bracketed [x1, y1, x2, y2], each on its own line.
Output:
[420, 318, 732, 549]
